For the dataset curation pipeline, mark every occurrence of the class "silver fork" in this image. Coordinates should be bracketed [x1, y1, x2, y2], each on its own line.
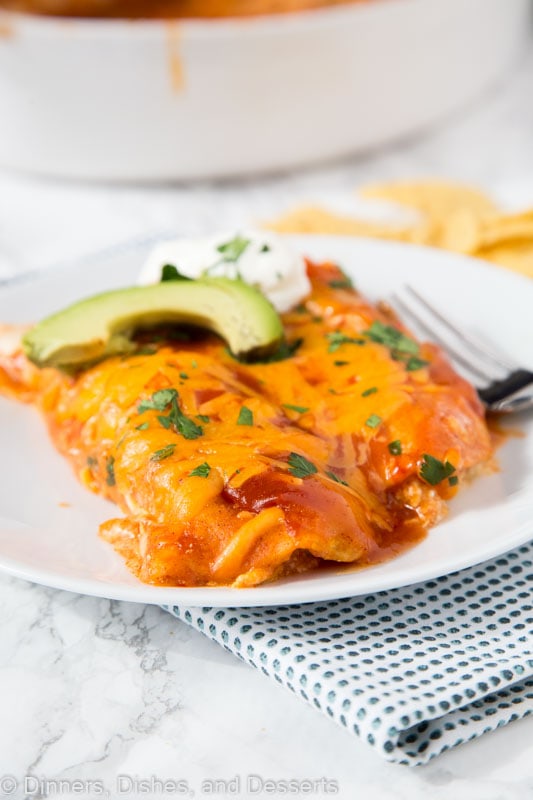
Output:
[392, 286, 533, 414]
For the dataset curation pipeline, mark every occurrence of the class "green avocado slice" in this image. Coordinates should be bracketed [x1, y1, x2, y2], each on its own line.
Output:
[22, 277, 284, 369]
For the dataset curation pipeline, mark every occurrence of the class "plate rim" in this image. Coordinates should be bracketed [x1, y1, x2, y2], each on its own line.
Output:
[0, 234, 532, 607]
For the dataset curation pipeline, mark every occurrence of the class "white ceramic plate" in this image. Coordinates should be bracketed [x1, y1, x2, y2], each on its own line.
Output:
[0, 235, 532, 606]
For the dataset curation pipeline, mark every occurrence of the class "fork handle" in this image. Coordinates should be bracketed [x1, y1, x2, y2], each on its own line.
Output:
[478, 369, 533, 413]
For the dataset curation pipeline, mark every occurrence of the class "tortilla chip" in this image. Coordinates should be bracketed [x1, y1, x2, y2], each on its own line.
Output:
[361, 181, 498, 221]
[475, 241, 533, 278]
[266, 205, 412, 241]
[265, 181, 533, 279]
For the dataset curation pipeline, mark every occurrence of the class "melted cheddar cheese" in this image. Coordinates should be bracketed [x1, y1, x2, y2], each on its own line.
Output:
[0, 261, 494, 588]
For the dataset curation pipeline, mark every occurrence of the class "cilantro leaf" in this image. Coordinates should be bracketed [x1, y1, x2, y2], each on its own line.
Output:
[419, 454, 456, 485]
[282, 403, 309, 414]
[168, 398, 204, 439]
[160, 264, 192, 282]
[106, 456, 116, 486]
[361, 387, 378, 397]
[328, 267, 354, 289]
[326, 332, 366, 353]
[139, 389, 203, 440]
[138, 388, 178, 413]
[151, 444, 176, 462]
[405, 357, 429, 372]
[388, 440, 402, 455]
[287, 452, 318, 479]
[325, 470, 349, 487]
[237, 406, 254, 426]
[365, 414, 382, 429]
[189, 462, 211, 478]
[135, 422, 149, 431]
[216, 236, 251, 263]
[365, 321, 419, 356]
[329, 279, 353, 289]
[151, 393, 203, 439]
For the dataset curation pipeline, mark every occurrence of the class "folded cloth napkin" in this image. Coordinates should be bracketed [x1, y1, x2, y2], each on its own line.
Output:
[165, 541, 533, 766]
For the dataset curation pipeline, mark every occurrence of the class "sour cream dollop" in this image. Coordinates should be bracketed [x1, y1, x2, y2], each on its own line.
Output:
[138, 231, 311, 313]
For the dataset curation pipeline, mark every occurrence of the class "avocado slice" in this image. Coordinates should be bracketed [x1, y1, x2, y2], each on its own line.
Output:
[22, 277, 284, 369]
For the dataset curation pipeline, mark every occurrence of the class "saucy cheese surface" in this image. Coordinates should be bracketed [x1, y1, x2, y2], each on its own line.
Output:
[0, 261, 494, 588]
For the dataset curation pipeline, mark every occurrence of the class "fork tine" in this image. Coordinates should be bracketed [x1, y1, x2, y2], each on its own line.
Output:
[392, 294, 496, 384]
[404, 286, 519, 372]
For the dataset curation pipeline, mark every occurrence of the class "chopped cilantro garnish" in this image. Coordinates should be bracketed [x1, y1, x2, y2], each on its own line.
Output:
[260, 243, 271, 253]
[405, 357, 429, 372]
[334, 360, 349, 367]
[365, 321, 431, 372]
[329, 269, 354, 289]
[365, 414, 382, 429]
[388, 440, 402, 455]
[329, 279, 353, 289]
[419, 454, 456, 486]
[294, 303, 307, 314]
[136, 422, 149, 431]
[151, 444, 176, 462]
[105, 456, 116, 486]
[138, 388, 178, 413]
[140, 389, 202, 439]
[216, 235, 251, 263]
[160, 264, 192, 282]
[168, 399, 203, 439]
[365, 321, 418, 355]
[448, 475, 459, 487]
[362, 387, 378, 397]
[287, 452, 318, 479]
[282, 403, 309, 414]
[197, 414, 210, 424]
[328, 266, 353, 290]
[179, 372, 189, 380]
[326, 332, 365, 353]
[189, 462, 211, 478]
[326, 470, 349, 487]
[237, 406, 254, 426]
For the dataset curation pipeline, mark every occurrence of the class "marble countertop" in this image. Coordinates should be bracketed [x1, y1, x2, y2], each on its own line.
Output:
[1, 38, 533, 800]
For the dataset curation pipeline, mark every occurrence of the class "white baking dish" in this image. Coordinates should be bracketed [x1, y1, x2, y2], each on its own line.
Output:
[0, 0, 530, 180]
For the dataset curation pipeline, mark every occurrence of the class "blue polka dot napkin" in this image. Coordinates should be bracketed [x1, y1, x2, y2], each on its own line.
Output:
[165, 542, 533, 766]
